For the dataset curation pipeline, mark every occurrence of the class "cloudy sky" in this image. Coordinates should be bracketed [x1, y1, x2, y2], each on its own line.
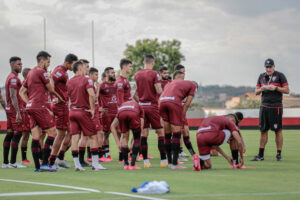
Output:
[1, 0, 300, 93]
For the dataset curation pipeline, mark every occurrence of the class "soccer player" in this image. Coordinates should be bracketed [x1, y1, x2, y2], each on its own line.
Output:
[2, 57, 26, 168]
[67, 61, 106, 171]
[194, 113, 245, 171]
[252, 58, 289, 162]
[111, 100, 144, 170]
[115, 59, 132, 105]
[159, 66, 172, 90]
[174, 64, 196, 159]
[159, 70, 197, 169]
[19, 51, 64, 172]
[48, 54, 78, 169]
[20, 68, 32, 165]
[134, 54, 167, 168]
[99, 67, 119, 161]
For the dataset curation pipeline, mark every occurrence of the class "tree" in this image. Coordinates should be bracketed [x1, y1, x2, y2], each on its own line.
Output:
[124, 38, 185, 80]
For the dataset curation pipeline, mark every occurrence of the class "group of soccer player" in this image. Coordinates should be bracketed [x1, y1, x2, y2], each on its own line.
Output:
[1, 51, 253, 172]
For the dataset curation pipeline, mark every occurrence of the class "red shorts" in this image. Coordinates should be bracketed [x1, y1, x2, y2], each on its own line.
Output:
[93, 111, 102, 132]
[53, 103, 69, 131]
[196, 131, 226, 160]
[22, 111, 31, 132]
[27, 108, 55, 130]
[141, 104, 162, 129]
[6, 111, 24, 132]
[117, 111, 141, 133]
[159, 102, 184, 126]
[102, 113, 117, 132]
[69, 109, 96, 136]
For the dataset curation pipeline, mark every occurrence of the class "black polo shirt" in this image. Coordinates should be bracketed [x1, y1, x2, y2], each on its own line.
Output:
[256, 71, 288, 107]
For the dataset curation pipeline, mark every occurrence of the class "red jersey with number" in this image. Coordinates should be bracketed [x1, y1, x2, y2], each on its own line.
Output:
[99, 81, 118, 114]
[115, 75, 131, 106]
[67, 75, 94, 110]
[134, 69, 160, 105]
[160, 80, 196, 106]
[5, 72, 23, 112]
[23, 66, 50, 109]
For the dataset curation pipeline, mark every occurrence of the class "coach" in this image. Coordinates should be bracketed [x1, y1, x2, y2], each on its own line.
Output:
[252, 58, 289, 162]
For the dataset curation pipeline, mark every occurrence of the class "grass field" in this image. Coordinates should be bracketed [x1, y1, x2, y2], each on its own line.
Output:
[0, 130, 300, 200]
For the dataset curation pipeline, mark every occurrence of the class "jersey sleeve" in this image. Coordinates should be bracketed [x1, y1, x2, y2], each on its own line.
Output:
[52, 69, 67, 83]
[256, 74, 262, 87]
[40, 71, 50, 85]
[226, 120, 239, 133]
[279, 73, 288, 87]
[154, 72, 161, 84]
[86, 78, 94, 90]
[187, 82, 197, 96]
[116, 81, 125, 106]
[8, 77, 19, 89]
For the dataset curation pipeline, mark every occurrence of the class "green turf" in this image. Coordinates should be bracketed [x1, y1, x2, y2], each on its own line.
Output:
[0, 130, 300, 200]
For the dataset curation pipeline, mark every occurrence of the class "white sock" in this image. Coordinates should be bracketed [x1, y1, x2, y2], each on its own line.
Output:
[73, 157, 82, 169]
[92, 155, 99, 167]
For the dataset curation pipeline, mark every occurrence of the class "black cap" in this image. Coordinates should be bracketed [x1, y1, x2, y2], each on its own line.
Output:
[265, 58, 274, 67]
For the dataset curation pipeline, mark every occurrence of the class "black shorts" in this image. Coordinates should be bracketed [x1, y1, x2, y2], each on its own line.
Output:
[259, 106, 283, 132]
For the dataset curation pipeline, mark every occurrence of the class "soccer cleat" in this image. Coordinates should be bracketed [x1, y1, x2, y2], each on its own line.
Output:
[231, 164, 239, 169]
[276, 154, 282, 161]
[21, 159, 33, 165]
[168, 164, 173, 169]
[56, 160, 71, 168]
[75, 167, 86, 172]
[123, 165, 129, 170]
[99, 156, 111, 162]
[86, 158, 92, 162]
[118, 160, 124, 164]
[10, 162, 27, 168]
[178, 157, 188, 162]
[40, 164, 57, 172]
[2, 163, 12, 168]
[175, 165, 187, 169]
[251, 155, 264, 161]
[129, 165, 141, 170]
[177, 160, 184, 165]
[52, 163, 64, 170]
[80, 162, 92, 167]
[92, 164, 107, 170]
[179, 151, 189, 158]
[106, 155, 113, 161]
[34, 169, 41, 172]
[160, 160, 168, 168]
[193, 154, 201, 171]
[144, 161, 151, 168]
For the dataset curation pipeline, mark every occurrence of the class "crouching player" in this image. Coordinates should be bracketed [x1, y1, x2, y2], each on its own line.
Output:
[193, 113, 244, 171]
[67, 61, 106, 171]
[111, 100, 144, 170]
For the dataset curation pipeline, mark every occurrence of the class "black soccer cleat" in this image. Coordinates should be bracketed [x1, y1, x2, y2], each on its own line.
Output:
[251, 155, 264, 161]
[276, 154, 282, 161]
[80, 161, 92, 167]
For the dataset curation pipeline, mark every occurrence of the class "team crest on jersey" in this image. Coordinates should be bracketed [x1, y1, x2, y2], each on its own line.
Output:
[157, 74, 160, 80]
[10, 78, 17, 85]
[43, 72, 49, 79]
[105, 84, 108, 88]
[117, 82, 123, 88]
[272, 76, 277, 82]
[88, 79, 93, 85]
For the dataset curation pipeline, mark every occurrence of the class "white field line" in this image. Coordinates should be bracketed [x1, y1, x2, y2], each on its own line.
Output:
[0, 179, 100, 193]
[165, 191, 300, 198]
[105, 192, 168, 200]
[0, 191, 87, 197]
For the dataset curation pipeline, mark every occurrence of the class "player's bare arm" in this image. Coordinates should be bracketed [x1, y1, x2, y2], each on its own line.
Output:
[255, 86, 265, 95]
[183, 95, 194, 114]
[19, 85, 29, 104]
[133, 90, 139, 102]
[214, 146, 233, 165]
[268, 85, 290, 94]
[154, 82, 163, 95]
[0, 92, 6, 109]
[86, 87, 95, 118]
[110, 118, 121, 151]
[9, 87, 22, 123]
[45, 83, 64, 103]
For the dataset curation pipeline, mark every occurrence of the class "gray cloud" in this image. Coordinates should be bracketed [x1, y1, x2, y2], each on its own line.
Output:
[1, 0, 299, 93]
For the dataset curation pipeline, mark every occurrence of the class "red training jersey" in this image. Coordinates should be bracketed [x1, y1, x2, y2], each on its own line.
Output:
[52, 65, 69, 102]
[198, 116, 239, 134]
[134, 69, 160, 105]
[99, 81, 118, 114]
[5, 72, 23, 112]
[67, 75, 94, 110]
[23, 66, 50, 109]
[115, 75, 131, 106]
[160, 79, 172, 90]
[118, 100, 144, 118]
[160, 80, 196, 106]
